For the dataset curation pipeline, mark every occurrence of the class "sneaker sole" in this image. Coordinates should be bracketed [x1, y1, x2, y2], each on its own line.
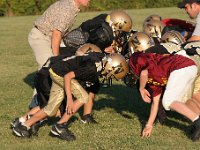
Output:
[12, 128, 22, 137]
[80, 119, 87, 124]
[80, 119, 97, 124]
[50, 129, 60, 136]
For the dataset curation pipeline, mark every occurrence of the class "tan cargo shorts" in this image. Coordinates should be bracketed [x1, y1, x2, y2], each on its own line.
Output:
[43, 69, 89, 116]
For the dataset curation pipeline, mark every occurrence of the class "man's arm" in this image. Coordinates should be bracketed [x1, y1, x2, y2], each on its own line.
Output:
[188, 35, 200, 41]
[51, 29, 62, 56]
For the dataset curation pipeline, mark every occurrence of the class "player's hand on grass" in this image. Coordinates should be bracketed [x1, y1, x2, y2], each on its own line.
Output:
[141, 124, 153, 138]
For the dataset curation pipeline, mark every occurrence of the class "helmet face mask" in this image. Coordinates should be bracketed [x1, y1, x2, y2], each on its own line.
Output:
[101, 53, 129, 80]
[106, 10, 132, 54]
[112, 30, 131, 53]
[128, 32, 155, 53]
[143, 20, 164, 39]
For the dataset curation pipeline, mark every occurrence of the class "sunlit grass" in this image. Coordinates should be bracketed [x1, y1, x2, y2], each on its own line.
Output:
[0, 7, 199, 150]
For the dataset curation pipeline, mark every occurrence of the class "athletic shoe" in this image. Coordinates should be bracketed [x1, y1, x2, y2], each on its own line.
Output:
[191, 117, 200, 141]
[50, 123, 76, 141]
[12, 123, 30, 138]
[30, 122, 40, 136]
[81, 114, 97, 124]
[10, 118, 20, 128]
[11, 115, 32, 128]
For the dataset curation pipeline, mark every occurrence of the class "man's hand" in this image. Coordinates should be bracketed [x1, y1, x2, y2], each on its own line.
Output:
[104, 45, 115, 53]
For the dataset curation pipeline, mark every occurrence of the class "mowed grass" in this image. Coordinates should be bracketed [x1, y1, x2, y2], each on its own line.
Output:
[0, 7, 199, 150]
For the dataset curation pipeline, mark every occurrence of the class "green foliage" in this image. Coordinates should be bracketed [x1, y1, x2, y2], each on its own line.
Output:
[0, 0, 183, 16]
[0, 0, 57, 16]
[89, 0, 182, 11]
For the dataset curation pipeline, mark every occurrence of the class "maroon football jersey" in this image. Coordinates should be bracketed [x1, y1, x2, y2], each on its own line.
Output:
[130, 52, 195, 96]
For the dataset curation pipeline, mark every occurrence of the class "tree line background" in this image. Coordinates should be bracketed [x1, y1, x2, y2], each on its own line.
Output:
[0, 0, 182, 16]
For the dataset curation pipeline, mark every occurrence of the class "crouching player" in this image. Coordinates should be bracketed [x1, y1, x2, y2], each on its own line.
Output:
[12, 45, 129, 141]
[60, 10, 132, 123]
[129, 52, 200, 141]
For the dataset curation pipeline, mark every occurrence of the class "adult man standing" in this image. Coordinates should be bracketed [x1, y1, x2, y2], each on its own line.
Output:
[28, 0, 90, 108]
[178, 0, 200, 41]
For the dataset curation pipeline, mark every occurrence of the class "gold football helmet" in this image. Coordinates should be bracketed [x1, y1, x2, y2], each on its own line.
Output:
[160, 30, 186, 45]
[128, 32, 155, 53]
[101, 53, 129, 80]
[143, 20, 164, 39]
[75, 43, 102, 56]
[144, 14, 162, 23]
[106, 10, 132, 32]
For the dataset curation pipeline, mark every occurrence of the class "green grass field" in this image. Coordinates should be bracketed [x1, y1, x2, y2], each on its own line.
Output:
[0, 7, 199, 150]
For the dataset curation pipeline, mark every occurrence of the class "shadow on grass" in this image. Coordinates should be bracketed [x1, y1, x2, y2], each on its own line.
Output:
[23, 71, 37, 89]
[92, 83, 190, 137]
[91, 84, 150, 128]
[40, 116, 79, 127]
[21, 80, 190, 138]
[163, 116, 191, 139]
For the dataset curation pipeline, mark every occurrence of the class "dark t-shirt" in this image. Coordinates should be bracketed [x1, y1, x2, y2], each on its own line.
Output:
[80, 14, 108, 31]
[80, 14, 113, 50]
[61, 14, 113, 55]
[51, 53, 103, 84]
[145, 44, 169, 54]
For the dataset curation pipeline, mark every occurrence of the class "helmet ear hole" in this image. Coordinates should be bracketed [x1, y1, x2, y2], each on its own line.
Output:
[102, 53, 129, 80]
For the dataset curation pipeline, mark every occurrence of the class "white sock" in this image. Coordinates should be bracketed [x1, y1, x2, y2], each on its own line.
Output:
[19, 117, 26, 123]
[27, 114, 31, 119]
[193, 116, 199, 122]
